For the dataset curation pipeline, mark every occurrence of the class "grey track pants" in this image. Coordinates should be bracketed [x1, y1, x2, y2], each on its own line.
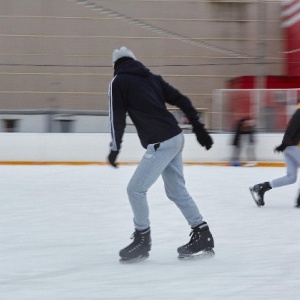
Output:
[271, 146, 300, 188]
[127, 133, 204, 230]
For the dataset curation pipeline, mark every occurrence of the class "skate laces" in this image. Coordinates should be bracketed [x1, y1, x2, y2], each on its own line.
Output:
[254, 184, 262, 192]
[130, 231, 137, 240]
[131, 228, 150, 239]
[255, 183, 271, 193]
[189, 228, 201, 243]
[127, 230, 151, 253]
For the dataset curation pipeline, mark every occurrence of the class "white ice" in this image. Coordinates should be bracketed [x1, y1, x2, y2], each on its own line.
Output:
[0, 165, 300, 300]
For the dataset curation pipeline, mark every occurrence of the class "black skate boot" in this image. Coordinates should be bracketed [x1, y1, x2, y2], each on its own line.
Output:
[249, 182, 271, 207]
[119, 228, 151, 263]
[177, 222, 215, 260]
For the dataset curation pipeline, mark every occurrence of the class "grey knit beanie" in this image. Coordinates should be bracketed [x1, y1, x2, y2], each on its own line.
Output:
[112, 46, 136, 65]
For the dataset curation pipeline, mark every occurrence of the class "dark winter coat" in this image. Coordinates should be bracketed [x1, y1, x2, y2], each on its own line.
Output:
[108, 60, 200, 151]
[232, 118, 255, 148]
[282, 107, 300, 146]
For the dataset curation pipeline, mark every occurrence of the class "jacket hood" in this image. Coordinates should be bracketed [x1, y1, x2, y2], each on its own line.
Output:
[114, 60, 150, 77]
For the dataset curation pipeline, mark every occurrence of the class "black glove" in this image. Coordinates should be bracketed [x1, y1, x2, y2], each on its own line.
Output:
[192, 122, 213, 150]
[274, 143, 287, 153]
[108, 150, 119, 168]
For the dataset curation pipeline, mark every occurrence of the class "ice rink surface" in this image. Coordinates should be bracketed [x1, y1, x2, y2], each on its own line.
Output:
[1, 165, 300, 300]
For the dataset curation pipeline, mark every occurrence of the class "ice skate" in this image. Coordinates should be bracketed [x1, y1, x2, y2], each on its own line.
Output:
[177, 223, 215, 260]
[119, 228, 151, 263]
[249, 182, 271, 207]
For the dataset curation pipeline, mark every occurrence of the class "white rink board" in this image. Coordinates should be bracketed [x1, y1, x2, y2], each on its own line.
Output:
[0, 133, 284, 163]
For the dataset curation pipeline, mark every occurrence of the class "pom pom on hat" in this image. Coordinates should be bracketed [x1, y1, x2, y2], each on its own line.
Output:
[112, 46, 136, 64]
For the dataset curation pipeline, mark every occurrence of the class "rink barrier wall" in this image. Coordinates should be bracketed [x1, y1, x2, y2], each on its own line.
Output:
[0, 133, 285, 166]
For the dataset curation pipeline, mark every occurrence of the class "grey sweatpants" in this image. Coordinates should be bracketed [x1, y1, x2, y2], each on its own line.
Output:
[271, 146, 300, 188]
[127, 133, 204, 231]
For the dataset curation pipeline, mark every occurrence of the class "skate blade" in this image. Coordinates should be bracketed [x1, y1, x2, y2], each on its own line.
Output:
[249, 187, 263, 207]
[178, 249, 215, 260]
[119, 252, 149, 264]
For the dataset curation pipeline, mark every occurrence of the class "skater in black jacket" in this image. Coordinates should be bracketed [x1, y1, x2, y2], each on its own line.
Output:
[231, 117, 256, 167]
[249, 102, 300, 207]
[107, 46, 215, 262]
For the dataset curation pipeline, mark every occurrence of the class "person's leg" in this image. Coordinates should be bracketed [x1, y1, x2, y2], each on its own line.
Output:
[161, 142, 204, 228]
[272, 147, 300, 208]
[120, 135, 183, 261]
[161, 135, 214, 257]
[127, 134, 183, 230]
[245, 139, 257, 167]
[296, 192, 300, 208]
[250, 146, 300, 206]
[246, 143, 256, 161]
[271, 147, 300, 188]
[231, 146, 241, 166]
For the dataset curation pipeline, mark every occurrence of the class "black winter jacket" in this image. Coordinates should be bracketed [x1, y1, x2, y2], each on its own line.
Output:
[232, 118, 255, 148]
[108, 60, 200, 151]
[282, 107, 300, 146]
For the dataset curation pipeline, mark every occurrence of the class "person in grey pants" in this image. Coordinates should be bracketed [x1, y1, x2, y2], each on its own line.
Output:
[250, 103, 300, 208]
[107, 47, 214, 262]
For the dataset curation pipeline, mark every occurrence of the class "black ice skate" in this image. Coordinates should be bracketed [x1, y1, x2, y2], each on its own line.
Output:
[119, 228, 151, 263]
[177, 222, 215, 260]
[249, 182, 271, 207]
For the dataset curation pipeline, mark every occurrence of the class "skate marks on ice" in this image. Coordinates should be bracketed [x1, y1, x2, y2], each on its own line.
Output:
[177, 248, 215, 260]
[119, 249, 215, 263]
[119, 252, 150, 264]
[1, 165, 300, 300]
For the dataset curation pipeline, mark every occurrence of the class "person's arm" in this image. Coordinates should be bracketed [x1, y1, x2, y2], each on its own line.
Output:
[159, 76, 213, 150]
[159, 76, 199, 124]
[275, 109, 300, 153]
[282, 109, 300, 145]
[107, 77, 127, 166]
